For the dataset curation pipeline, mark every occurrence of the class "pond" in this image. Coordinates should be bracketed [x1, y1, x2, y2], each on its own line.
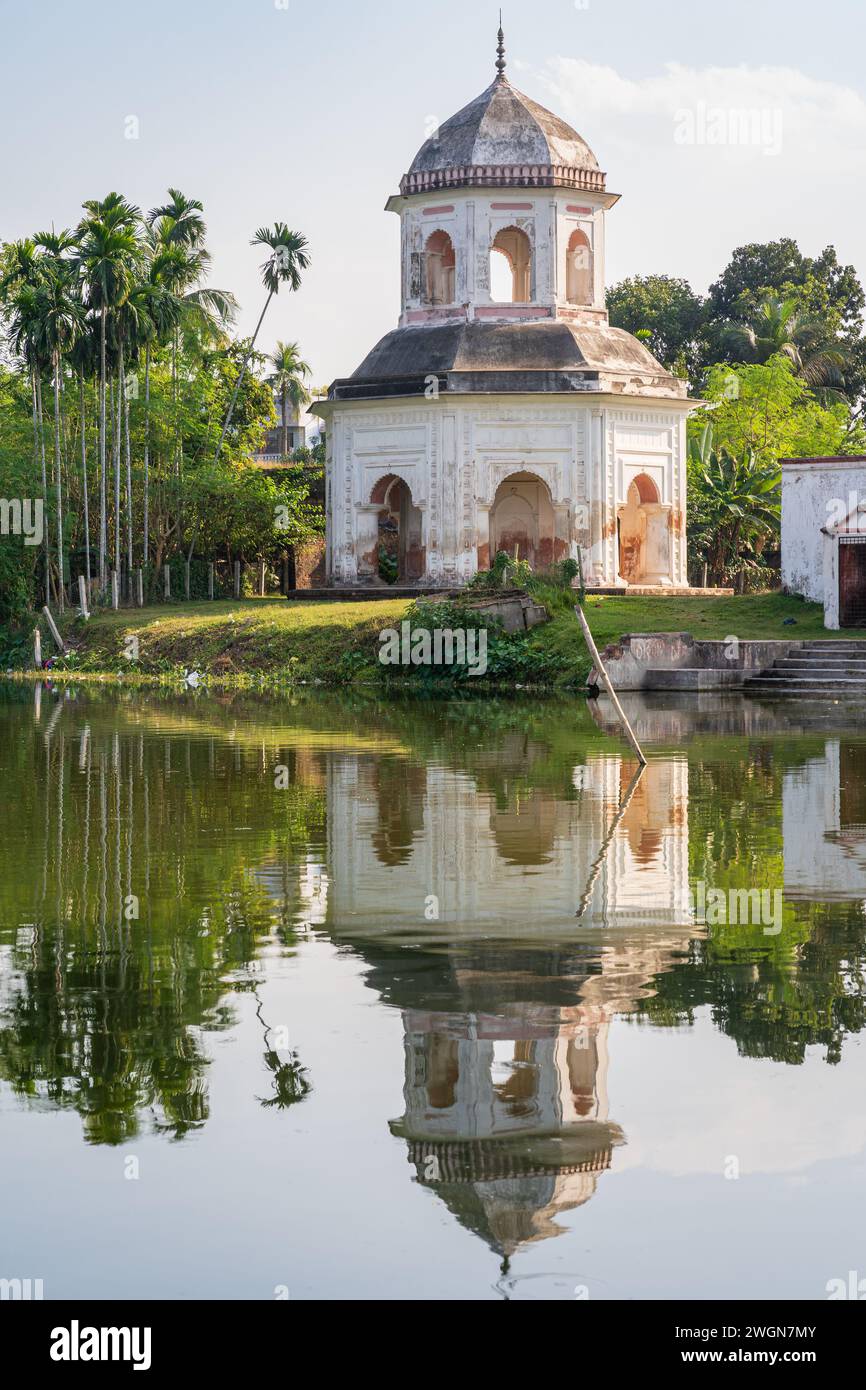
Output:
[1, 682, 865, 1301]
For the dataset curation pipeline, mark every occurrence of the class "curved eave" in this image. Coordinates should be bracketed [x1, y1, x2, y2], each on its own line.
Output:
[386, 187, 621, 214]
[312, 383, 699, 417]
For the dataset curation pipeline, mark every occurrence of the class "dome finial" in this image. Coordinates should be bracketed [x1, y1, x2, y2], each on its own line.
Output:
[496, 13, 507, 80]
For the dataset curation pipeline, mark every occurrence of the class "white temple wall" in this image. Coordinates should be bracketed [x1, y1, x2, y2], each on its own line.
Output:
[326, 397, 689, 587]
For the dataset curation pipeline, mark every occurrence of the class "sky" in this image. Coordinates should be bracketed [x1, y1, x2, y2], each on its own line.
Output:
[2, 0, 866, 397]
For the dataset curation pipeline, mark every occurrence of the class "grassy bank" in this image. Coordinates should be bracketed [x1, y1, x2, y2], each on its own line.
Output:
[4, 587, 847, 692]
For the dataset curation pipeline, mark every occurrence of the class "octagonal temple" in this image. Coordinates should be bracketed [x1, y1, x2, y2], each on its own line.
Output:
[313, 28, 694, 591]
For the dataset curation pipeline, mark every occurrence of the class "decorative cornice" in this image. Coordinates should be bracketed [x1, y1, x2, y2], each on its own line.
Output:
[399, 163, 608, 196]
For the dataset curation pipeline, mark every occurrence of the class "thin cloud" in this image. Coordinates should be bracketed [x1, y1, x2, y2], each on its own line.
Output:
[515, 57, 866, 292]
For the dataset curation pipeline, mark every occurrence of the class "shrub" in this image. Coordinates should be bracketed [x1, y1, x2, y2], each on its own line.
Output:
[378, 546, 398, 586]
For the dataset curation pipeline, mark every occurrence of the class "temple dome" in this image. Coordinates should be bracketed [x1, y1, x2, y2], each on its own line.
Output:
[401, 76, 605, 195]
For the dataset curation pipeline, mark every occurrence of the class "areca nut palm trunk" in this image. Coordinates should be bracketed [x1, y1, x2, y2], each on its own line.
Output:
[35, 374, 52, 604]
[32, 369, 51, 607]
[143, 343, 151, 575]
[114, 344, 122, 580]
[79, 369, 91, 588]
[52, 349, 65, 612]
[99, 306, 107, 587]
[124, 368, 133, 583]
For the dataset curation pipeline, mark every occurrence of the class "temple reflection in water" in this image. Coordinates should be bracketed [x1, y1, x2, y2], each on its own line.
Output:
[323, 750, 691, 935]
[7, 687, 866, 1275]
[283, 743, 698, 1261]
[391, 1005, 619, 1260]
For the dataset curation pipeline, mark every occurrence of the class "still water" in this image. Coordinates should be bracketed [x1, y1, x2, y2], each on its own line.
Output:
[1, 682, 865, 1301]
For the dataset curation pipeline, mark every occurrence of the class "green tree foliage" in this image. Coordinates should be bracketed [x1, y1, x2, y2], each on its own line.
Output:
[721, 295, 848, 394]
[687, 422, 781, 590]
[0, 192, 315, 626]
[707, 238, 865, 335]
[0, 369, 40, 624]
[607, 274, 707, 381]
[608, 238, 866, 408]
[696, 355, 858, 467]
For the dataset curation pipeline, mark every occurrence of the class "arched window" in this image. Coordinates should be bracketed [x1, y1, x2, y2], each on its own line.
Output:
[424, 230, 455, 306]
[566, 228, 593, 306]
[490, 226, 532, 304]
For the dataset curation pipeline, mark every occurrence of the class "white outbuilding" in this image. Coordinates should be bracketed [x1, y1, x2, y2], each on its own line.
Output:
[781, 456, 866, 629]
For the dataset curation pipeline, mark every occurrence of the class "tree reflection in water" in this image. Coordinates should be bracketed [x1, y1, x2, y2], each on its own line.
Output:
[1, 681, 865, 1210]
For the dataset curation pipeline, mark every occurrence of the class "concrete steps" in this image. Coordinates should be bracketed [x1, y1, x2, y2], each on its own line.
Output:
[745, 641, 866, 698]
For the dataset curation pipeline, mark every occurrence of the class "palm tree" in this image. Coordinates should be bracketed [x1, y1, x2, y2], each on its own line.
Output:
[33, 250, 83, 611]
[76, 196, 141, 586]
[68, 327, 98, 590]
[215, 224, 310, 464]
[722, 294, 847, 392]
[0, 241, 52, 603]
[689, 424, 781, 589]
[147, 192, 237, 479]
[146, 192, 238, 581]
[126, 247, 184, 574]
[267, 341, 311, 456]
[114, 290, 149, 584]
[147, 188, 206, 251]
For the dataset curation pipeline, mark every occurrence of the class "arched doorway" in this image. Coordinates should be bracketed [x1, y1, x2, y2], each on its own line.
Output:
[617, 474, 670, 585]
[489, 473, 555, 570]
[370, 474, 424, 582]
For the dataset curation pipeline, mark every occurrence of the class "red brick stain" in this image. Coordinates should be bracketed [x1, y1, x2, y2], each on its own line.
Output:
[619, 535, 641, 582]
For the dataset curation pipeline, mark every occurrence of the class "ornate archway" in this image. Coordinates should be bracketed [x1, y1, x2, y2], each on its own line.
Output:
[489, 471, 555, 569]
[370, 474, 424, 582]
[617, 474, 671, 585]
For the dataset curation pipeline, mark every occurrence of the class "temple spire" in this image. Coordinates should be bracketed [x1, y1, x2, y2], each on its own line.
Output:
[495, 14, 507, 80]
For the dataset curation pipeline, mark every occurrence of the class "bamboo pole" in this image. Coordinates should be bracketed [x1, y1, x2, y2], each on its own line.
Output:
[574, 604, 646, 766]
[234, 561, 241, 600]
[111, 571, 119, 611]
[208, 563, 214, 600]
[78, 575, 90, 620]
[136, 569, 144, 608]
[575, 762, 645, 918]
[164, 565, 171, 601]
[42, 605, 66, 654]
[259, 560, 266, 598]
[34, 627, 42, 668]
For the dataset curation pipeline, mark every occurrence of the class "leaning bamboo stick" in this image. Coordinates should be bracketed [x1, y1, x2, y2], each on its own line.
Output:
[574, 604, 646, 766]
[575, 762, 645, 918]
[42, 605, 66, 654]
